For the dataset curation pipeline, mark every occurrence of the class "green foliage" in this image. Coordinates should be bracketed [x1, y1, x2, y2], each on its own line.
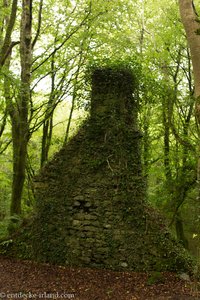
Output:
[0, 220, 9, 241]
[0, 219, 33, 260]
[7, 215, 23, 234]
[147, 272, 164, 285]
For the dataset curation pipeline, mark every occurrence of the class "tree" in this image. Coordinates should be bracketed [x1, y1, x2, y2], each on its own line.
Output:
[179, 0, 200, 98]
[1, 0, 97, 215]
[135, 0, 197, 246]
[178, 0, 200, 189]
[0, 0, 18, 154]
[9, 0, 32, 216]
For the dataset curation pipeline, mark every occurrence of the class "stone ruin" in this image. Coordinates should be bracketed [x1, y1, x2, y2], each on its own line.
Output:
[32, 67, 192, 272]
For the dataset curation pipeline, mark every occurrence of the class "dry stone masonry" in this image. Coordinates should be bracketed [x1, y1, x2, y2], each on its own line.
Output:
[33, 67, 193, 272]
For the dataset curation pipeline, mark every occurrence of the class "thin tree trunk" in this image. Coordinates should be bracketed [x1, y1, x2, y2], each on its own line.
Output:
[41, 118, 53, 167]
[161, 64, 173, 184]
[40, 54, 55, 167]
[64, 90, 76, 144]
[175, 212, 188, 248]
[64, 50, 85, 144]
[142, 104, 151, 178]
[10, 0, 32, 216]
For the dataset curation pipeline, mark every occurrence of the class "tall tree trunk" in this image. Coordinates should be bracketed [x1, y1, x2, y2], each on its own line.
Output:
[179, 0, 200, 98]
[10, 0, 32, 216]
[175, 212, 188, 248]
[142, 103, 151, 178]
[40, 54, 55, 167]
[179, 0, 200, 191]
[64, 48, 85, 144]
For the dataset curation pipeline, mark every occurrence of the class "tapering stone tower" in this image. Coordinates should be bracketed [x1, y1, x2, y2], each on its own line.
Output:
[33, 67, 192, 272]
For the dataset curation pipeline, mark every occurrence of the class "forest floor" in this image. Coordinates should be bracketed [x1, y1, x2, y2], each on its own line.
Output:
[0, 256, 200, 300]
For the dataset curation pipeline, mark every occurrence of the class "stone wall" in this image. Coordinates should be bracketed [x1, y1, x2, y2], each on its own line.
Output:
[32, 67, 193, 272]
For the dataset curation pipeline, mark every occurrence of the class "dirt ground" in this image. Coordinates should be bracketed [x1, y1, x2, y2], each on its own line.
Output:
[0, 256, 199, 299]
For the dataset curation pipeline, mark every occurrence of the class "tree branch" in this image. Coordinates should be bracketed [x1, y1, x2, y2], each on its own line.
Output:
[0, 110, 7, 138]
[170, 121, 196, 152]
[0, 0, 18, 66]
[0, 139, 12, 155]
[31, 8, 93, 73]
[0, 41, 20, 66]
[32, 0, 43, 49]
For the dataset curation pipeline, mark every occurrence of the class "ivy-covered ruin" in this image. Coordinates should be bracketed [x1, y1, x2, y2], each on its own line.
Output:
[32, 66, 192, 272]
